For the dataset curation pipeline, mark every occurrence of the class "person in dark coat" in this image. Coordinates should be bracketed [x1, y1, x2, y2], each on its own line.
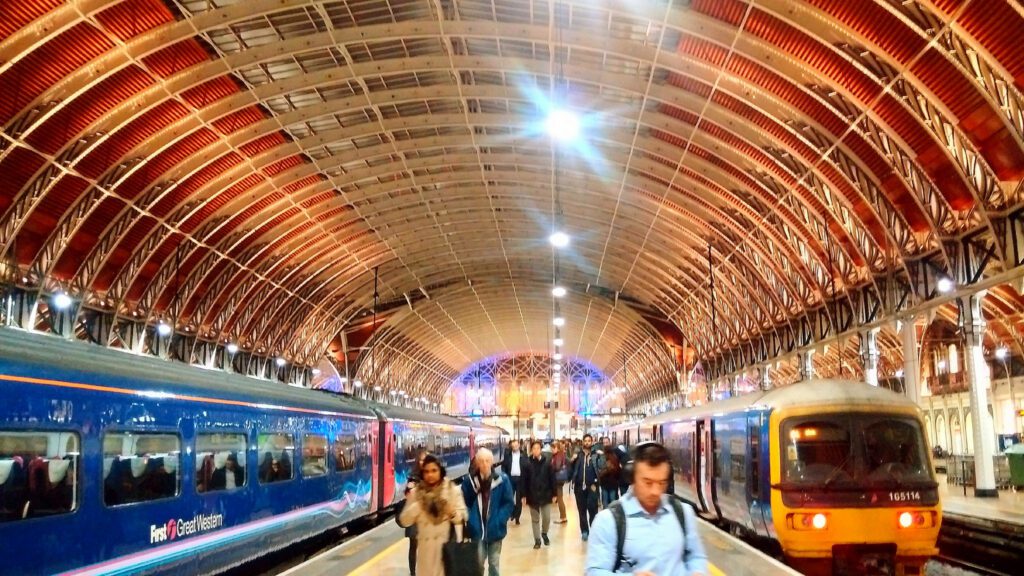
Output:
[499, 439, 525, 524]
[462, 448, 514, 576]
[521, 440, 557, 549]
[210, 453, 244, 490]
[569, 433, 604, 541]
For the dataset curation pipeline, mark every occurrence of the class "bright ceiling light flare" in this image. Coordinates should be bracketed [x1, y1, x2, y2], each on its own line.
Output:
[53, 292, 73, 310]
[937, 277, 954, 293]
[549, 231, 570, 248]
[553, 317, 565, 327]
[553, 338, 564, 347]
[226, 343, 239, 354]
[995, 347, 1009, 360]
[545, 108, 580, 142]
[552, 286, 567, 298]
[553, 353, 563, 361]
[156, 322, 172, 337]
[275, 357, 287, 367]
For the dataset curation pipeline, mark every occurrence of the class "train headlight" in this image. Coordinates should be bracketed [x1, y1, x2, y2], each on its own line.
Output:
[788, 513, 829, 530]
[812, 513, 827, 530]
[897, 511, 934, 529]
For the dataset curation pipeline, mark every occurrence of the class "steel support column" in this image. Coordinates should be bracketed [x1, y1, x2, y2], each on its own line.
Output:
[901, 317, 922, 406]
[799, 350, 815, 381]
[961, 292, 999, 498]
[860, 328, 880, 387]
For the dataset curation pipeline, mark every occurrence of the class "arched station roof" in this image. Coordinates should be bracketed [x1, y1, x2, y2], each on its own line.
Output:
[1, 0, 1022, 403]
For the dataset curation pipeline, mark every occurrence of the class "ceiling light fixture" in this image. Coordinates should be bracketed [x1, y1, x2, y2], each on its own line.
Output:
[545, 108, 580, 143]
[553, 337, 564, 347]
[552, 286, 567, 298]
[53, 292, 73, 310]
[549, 231, 570, 248]
[553, 316, 565, 327]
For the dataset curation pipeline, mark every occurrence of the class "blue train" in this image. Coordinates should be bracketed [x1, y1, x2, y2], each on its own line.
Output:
[0, 328, 505, 576]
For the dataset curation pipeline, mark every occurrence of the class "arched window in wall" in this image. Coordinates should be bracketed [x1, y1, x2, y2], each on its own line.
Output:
[935, 414, 948, 452]
[948, 344, 960, 374]
[951, 413, 964, 455]
[924, 415, 934, 447]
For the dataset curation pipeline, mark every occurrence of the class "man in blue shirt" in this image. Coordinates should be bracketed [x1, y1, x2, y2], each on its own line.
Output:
[585, 442, 708, 576]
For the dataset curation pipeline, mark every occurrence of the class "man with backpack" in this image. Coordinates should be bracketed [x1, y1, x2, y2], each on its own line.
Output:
[584, 442, 707, 576]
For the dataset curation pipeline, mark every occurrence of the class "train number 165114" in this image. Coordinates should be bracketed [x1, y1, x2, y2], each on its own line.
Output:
[888, 491, 922, 502]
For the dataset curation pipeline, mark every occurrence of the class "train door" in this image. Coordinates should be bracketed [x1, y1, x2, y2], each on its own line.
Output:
[370, 423, 380, 512]
[383, 423, 396, 507]
[705, 419, 722, 520]
[695, 419, 709, 513]
[746, 412, 769, 537]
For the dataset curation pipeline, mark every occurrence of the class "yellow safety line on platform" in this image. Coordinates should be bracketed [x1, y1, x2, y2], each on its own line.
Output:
[346, 540, 405, 576]
[347, 540, 727, 576]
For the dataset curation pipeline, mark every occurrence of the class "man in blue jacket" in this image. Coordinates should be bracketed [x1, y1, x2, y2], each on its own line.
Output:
[462, 448, 514, 576]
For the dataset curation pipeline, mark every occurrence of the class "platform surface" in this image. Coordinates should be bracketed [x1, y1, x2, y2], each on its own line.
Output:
[936, 473, 1024, 525]
[285, 488, 801, 576]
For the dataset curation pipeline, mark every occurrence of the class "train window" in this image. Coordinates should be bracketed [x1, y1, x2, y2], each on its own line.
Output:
[679, 431, 693, 477]
[729, 437, 745, 485]
[302, 434, 328, 477]
[0, 430, 80, 522]
[257, 433, 295, 483]
[335, 434, 357, 472]
[781, 420, 852, 484]
[103, 431, 180, 506]
[196, 433, 247, 493]
[861, 418, 930, 481]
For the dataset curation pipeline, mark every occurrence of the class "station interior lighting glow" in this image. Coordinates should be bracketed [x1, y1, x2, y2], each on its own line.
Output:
[553, 317, 565, 327]
[156, 322, 172, 337]
[552, 286, 567, 298]
[53, 292, 73, 310]
[545, 108, 580, 142]
[553, 352, 562, 361]
[937, 277, 954, 293]
[226, 343, 239, 354]
[995, 347, 1009, 360]
[553, 337, 564, 346]
[353, 380, 363, 388]
[549, 231, 570, 248]
[275, 357, 286, 367]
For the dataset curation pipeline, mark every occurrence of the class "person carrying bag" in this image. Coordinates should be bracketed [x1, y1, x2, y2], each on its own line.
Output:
[442, 522, 483, 576]
[399, 455, 467, 576]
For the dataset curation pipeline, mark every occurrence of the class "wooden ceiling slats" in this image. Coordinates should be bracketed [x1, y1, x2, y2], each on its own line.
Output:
[0, 0, 63, 43]
[76, 101, 192, 180]
[25, 66, 155, 155]
[93, 0, 176, 41]
[0, 22, 113, 125]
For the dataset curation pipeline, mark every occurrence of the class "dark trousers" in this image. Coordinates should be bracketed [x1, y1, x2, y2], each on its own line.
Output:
[408, 537, 417, 575]
[510, 475, 522, 521]
[574, 485, 599, 534]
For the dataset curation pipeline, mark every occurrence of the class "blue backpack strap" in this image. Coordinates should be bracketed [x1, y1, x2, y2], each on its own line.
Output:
[610, 500, 626, 573]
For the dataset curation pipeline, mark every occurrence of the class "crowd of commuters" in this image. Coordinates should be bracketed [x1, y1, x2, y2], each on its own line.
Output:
[398, 433, 706, 576]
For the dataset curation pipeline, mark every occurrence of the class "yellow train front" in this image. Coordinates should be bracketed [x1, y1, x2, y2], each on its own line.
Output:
[653, 379, 941, 576]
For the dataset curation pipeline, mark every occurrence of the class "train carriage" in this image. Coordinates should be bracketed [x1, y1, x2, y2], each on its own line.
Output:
[0, 328, 502, 576]
[635, 380, 941, 576]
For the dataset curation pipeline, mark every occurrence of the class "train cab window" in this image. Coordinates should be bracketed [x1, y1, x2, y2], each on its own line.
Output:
[196, 433, 247, 493]
[257, 433, 295, 483]
[861, 418, 930, 482]
[782, 420, 852, 484]
[0, 430, 80, 522]
[302, 434, 328, 478]
[335, 434, 357, 472]
[103, 432, 180, 506]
